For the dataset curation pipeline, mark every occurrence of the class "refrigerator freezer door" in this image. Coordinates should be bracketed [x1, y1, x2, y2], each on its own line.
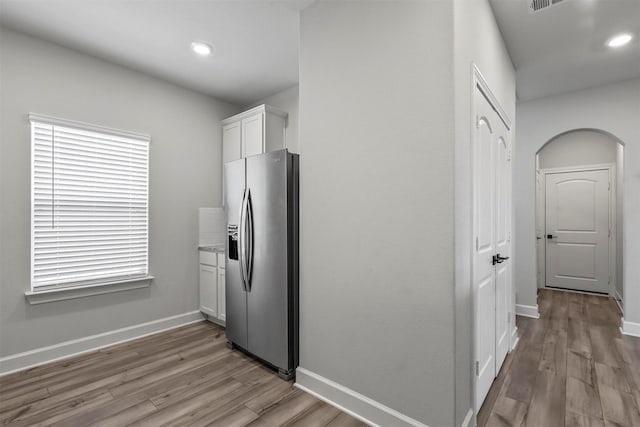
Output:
[245, 150, 291, 371]
[224, 158, 248, 350]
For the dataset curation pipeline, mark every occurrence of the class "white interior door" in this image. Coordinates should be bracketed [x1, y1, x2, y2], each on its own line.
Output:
[474, 90, 496, 408]
[473, 85, 512, 410]
[545, 169, 610, 293]
[494, 133, 510, 371]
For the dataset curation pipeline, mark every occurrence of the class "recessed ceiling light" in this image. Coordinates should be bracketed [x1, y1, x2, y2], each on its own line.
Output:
[606, 33, 633, 48]
[191, 42, 213, 56]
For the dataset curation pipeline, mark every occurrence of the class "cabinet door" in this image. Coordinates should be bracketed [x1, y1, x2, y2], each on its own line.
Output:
[199, 264, 217, 318]
[217, 267, 226, 322]
[241, 113, 264, 158]
[264, 112, 287, 153]
[223, 122, 241, 164]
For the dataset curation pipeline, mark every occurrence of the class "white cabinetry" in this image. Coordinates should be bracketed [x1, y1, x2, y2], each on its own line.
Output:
[199, 250, 226, 324]
[199, 251, 217, 318]
[222, 121, 241, 164]
[241, 114, 264, 158]
[217, 253, 226, 322]
[222, 104, 288, 162]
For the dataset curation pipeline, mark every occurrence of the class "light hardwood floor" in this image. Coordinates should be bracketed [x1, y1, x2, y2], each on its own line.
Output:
[3, 290, 638, 427]
[0, 322, 365, 427]
[478, 288, 640, 427]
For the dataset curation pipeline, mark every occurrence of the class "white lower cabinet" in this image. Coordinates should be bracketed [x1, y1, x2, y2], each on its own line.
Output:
[199, 250, 225, 324]
[217, 267, 226, 322]
[199, 264, 217, 318]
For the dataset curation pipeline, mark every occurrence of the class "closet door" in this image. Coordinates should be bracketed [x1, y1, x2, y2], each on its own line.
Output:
[494, 121, 511, 371]
[473, 87, 497, 407]
[473, 84, 512, 410]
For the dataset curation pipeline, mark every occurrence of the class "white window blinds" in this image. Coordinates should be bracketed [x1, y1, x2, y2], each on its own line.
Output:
[30, 114, 149, 290]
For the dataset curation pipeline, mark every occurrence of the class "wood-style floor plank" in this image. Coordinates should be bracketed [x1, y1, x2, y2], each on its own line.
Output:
[324, 412, 368, 427]
[286, 401, 343, 427]
[598, 384, 640, 426]
[525, 370, 566, 427]
[566, 411, 605, 427]
[205, 406, 260, 427]
[244, 390, 318, 426]
[479, 289, 640, 427]
[566, 377, 602, 420]
[0, 321, 362, 427]
[484, 396, 528, 427]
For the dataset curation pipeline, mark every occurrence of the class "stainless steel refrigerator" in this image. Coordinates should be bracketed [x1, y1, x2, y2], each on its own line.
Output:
[224, 149, 298, 380]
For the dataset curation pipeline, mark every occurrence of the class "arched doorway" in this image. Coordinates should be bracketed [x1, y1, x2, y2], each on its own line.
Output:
[535, 129, 624, 308]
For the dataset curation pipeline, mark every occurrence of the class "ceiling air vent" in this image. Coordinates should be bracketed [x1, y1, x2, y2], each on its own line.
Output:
[529, 0, 565, 13]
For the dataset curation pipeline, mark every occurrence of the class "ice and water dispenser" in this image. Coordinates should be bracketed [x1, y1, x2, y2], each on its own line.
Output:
[228, 225, 238, 260]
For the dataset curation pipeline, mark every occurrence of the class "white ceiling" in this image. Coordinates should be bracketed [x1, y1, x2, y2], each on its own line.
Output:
[490, 0, 640, 101]
[0, 0, 309, 106]
[1, 0, 638, 105]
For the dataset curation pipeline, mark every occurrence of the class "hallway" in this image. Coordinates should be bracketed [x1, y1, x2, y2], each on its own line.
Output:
[478, 289, 640, 426]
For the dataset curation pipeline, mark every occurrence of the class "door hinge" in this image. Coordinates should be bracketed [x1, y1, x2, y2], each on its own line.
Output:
[475, 361, 480, 376]
[508, 312, 511, 323]
[508, 232, 511, 242]
[609, 229, 611, 238]
[476, 237, 479, 251]
[508, 150, 512, 162]
[475, 115, 480, 129]
[608, 182, 611, 191]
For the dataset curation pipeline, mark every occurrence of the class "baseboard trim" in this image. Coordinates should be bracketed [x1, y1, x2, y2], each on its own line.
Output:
[511, 326, 519, 351]
[460, 409, 473, 427]
[515, 304, 540, 319]
[621, 319, 640, 338]
[0, 310, 204, 376]
[295, 367, 429, 427]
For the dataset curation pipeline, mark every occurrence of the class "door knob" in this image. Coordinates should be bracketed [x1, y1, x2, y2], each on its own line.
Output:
[496, 254, 509, 263]
[492, 254, 510, 265]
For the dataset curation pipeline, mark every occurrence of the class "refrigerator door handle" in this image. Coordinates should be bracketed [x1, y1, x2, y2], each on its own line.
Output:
[239, 188, 248, 292]
[246, 188, 254, 291]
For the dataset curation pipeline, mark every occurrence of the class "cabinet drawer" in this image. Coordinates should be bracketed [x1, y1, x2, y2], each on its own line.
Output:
[217, 252, 225, 269]
[199, 251, 217, 267]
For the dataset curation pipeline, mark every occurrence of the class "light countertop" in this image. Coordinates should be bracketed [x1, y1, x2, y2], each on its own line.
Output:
[198, 244, 225, 253]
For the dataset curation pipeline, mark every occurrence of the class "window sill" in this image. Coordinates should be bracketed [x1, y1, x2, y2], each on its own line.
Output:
[25, 276, 154, 305]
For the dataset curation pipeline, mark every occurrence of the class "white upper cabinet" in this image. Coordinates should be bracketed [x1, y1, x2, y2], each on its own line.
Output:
[241, 114, 264, 158]
[222, 104, 288, 162]
[222, 121, 241, 164]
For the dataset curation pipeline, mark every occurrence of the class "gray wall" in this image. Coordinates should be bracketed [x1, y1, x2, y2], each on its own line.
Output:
[0, 28, 239, 358]
[248, 85, 299, 154]
[515, 78, 640, 325]
[299, 2, 455, 425]
[453, 0, 516, 423]
[538, 130, 617, 169]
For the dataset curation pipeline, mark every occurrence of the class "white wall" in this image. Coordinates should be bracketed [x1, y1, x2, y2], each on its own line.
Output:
[0, 28, 239, 361]
[454, 0, 516, 424]
[538, 130, 617, 169]
[515, 78, 640, 327]
[248, 85, 299, 154]
[298, 2, 456, 425]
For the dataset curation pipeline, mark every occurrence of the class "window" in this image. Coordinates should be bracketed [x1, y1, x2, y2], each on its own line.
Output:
[30, 114, 149, 292]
